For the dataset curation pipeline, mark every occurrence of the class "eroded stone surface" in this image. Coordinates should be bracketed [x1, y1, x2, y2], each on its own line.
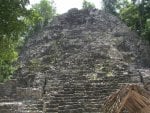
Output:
[0, 8, 150, 113]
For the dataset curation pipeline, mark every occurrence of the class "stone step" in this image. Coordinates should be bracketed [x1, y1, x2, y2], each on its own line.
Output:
[44, 103, 58, 108]
[19, 111, 43, 113]
[58, 104, 83, 110]
[44, 108, 58, 112]
[82, 112, 101, 113]
[16, 87, 42, 99]
[84, 107, 100, 112]
[0, 98, 15, 102]
[0, 109, 16, 113]
[0, 102, 23, 113]
[58, 108, 83, 113]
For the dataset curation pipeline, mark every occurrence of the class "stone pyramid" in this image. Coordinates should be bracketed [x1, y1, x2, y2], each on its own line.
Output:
[0, 8, 150, 113]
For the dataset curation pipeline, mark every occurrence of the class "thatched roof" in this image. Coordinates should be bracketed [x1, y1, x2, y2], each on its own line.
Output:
[103, 84, 150, 113]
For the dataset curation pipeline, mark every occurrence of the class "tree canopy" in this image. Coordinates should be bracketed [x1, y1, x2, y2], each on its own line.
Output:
[82, 0, 95, 9]
[102, 0, 118, 15]
[0, 0, 30, 82]
[102, 0, 150, 41]
[31, 0, 56, 31]
[0, 0, 56, 82]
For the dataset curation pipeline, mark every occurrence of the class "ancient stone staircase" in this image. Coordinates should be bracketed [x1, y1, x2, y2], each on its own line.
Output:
[0, 71, 139, 113]
[0, 8, 150, 113]
[42, 73, 139, 113]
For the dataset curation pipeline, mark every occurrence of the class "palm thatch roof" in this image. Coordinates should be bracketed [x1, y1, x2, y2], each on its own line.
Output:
[103, 84, 150, 113]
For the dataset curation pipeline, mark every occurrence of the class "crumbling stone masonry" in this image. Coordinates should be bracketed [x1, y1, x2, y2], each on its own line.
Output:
[0, 8, 150, 113]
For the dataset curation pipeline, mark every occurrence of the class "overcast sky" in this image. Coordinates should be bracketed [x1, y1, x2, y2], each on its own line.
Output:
[29, 0, 103, 14]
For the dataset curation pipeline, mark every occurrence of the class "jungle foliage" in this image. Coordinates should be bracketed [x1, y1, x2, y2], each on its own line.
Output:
[0, 0, 30, 82]
[0, 0, 55, 82]
[102, 0, 150, 41]
[30, 0, 56, 32]
[82, 0, 95, 9]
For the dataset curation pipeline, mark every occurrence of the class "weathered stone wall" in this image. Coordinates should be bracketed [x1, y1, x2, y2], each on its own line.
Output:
[0, 80, 17, 98]
[16, 87, 42, 99]
[0, 8, 150, 113]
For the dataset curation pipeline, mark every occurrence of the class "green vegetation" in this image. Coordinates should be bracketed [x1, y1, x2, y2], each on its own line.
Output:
[0, 0, 56, 82]
[102, 0, 150, 41]
[82, 0, 95, 9]
[102, 0, 118, 15]
[31, 0, 56, 32]
[0, 0, 29, 82]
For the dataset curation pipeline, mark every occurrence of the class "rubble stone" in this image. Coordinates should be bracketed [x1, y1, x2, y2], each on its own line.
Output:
[0, 8, 150, 113]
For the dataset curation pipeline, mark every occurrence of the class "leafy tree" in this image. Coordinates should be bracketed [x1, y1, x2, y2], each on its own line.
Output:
[120, 4, 139, 30]
[0, 0, 56, 82]
[140, 0, 150, 40]
[102, 0, 118, 15]
[23, 9, 43, 37]
[120, 0, 150, 40]
[31, 0, 56, 31]
[82, 0, 95, 9]
[23, 0, 56, 45]
[143, 19, 150, 40]
[0, 0, 30, 82]
[0, 0, 30, 38]
[102, 0, 150, 41]
[102, 0, 130, 15]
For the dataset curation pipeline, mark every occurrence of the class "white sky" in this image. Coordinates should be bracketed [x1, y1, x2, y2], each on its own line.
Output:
[29, 0, 103, 14]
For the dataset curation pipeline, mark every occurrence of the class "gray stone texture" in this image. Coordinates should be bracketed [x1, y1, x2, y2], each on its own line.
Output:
[0, 8, 150, 113]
